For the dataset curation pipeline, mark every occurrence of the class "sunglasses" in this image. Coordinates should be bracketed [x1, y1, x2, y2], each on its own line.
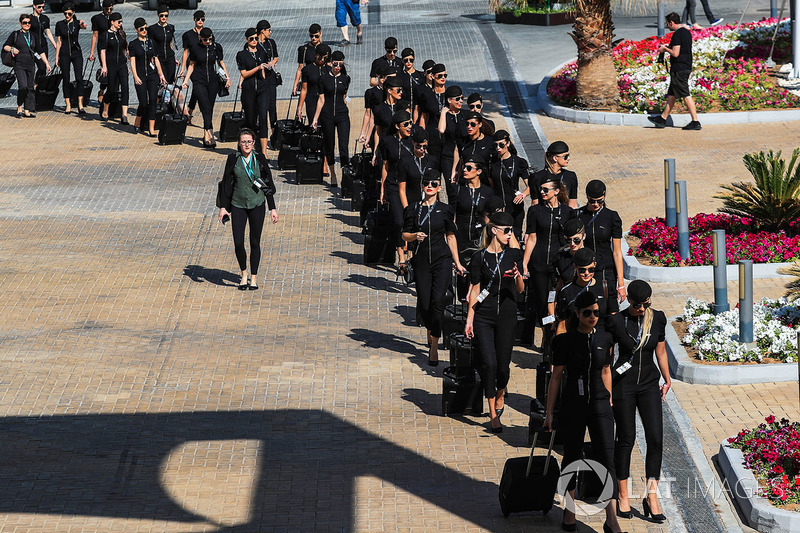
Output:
[385, 48, 397, 53]
[332, 61, 344, 67]
[138, 26, 147, 32]
[466, 121, 480, 128]
[436, 73, 448, 79]
[195, 17, 205, 22]
[240, 140, 255, 145]
[469, 103, 482, 109]
[402, 57, 414, 63]
[577, 266, 596, 274]
[201, 38, 212, 43]
[450, 96, 463, 102]
[494, 141, 507, 149]
[21, 21, 31, 25]
[569, 237, 583, 244]
[581, 309, 601, 318]
[248, 36, 258, 41]
[556, 153, 570, 160]
[424, 68, 432, 74]
[540, 186, 556, 193]
[309, 33, 321, 38]
[414, 143, 428, 150]
[159, 14, 169, 18]
[587, 198, 605, 205]
[64, 11, 74, 16]
[496, 227, 513, 235]
[631, 301, 652, 310]
[390, 87, 403, 92]
[464, 164, 478, 172]
[399, 120, 412, 128]
[422, 180, 440, 188]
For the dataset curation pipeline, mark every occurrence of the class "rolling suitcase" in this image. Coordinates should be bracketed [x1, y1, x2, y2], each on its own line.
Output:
[278, 146, 300, 170]
[219, 85, 245, 142]
[363, 204, 394, 264]
[0, 71, 15, 98]
[106, 91, 123, 119]
[299, 131, 324, 153]
[499, 429, 560, 517]
[442, 366, 483, 416]
[68, 59, 93, 108]
[296, 152, 324, 184]
[158, 85, 188, 145]
[575, 442, 607, 502]
[448, 333, 477, 380]
[535, 361, 551, 403]
[34, 88, 58, 111]
[351, 179, 365, 212]
[443, 305, 467, 350]
[271, 93, 298, 151]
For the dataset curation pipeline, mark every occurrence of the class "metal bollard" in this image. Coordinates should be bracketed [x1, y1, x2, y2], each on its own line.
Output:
[772, 0, 779, 19]
[657, 1, 665, 38]
[739, 260, 754, 343]
[664, 159, 676, 227]
[712, 230, 730, 314]
[675, 181, 690, 261]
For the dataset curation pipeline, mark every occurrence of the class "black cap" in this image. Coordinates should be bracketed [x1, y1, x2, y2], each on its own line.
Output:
[573, 248, 595, 267]
[465, 111, 482, 122]
[423, 168, 441, 181]
[586, 179, 606, 198]
[109, 12, 121, 21]
[199, 27, 212, 39]
[575, 291, 598, 310]
[401, 47, 414, 58]
[627, 280, 652, 303]
[384, 37, 398, 49]
[134, 17, 147, 29]
[392, 110, 412, 124]
[63, 2, 76, 11]
[562, 218, 584, 237]
[541, 175, 562, 187]
[412, 128, 428, 143]
[384, 76, 403, 88]
[331, 50, 345, 61]
[315, 43, 331, 57]
[376, 63, 395, 77]
[547, 140, 569, 155]
[483, 196, 505, 214]
[431, 63, 446, 75]
[257, 20, 271, 31]
[422, 60, 436, 71]
[309, 23, 322, 34]
[245, 27, 258, 39]
[493, 129, 511, 142]
[462, 154, 485, 168]
[157, 4, 169, 13]
[194, 10, 205, 20]
[467, 92, 482, 104]
[102, 0, 114, 7]
[489, 212, 515, 227]
[444, 85, 462, 99]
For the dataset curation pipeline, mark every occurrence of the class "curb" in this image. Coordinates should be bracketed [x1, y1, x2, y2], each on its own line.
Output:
[538, 60, 800, 127]
[718, 441, 800, 533]
[664, 392, 744, 533]
[621, 236, 792, 283]
[666, 317, 798, 384]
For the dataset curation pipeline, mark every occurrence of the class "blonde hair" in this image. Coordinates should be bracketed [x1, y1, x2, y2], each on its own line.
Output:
[635, 307, 654, 352]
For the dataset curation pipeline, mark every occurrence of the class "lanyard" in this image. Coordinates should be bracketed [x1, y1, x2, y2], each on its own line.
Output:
[241, 155, 257, 182]
[414, 156, 427, 176]
[22, 32, 32, 50]
[501, 157, 516, 181]
[586, 206, 604, 228]
[481, 248, 506, 292]
[567, 282, 591, 308]
[417, 200, 436, 227]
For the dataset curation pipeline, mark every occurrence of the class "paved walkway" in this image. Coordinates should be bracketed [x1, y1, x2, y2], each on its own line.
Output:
[0, 0, 795, 531]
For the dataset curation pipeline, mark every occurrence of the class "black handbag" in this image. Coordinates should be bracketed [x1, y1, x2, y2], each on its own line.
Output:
[275, 71, 282, 86]
[217, 73, 229, 97]
[403, 260, 415, 286]
[96, 68, 106, 84]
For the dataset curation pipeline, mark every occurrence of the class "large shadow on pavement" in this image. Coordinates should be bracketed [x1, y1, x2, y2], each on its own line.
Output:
[0, 410, 502, 530]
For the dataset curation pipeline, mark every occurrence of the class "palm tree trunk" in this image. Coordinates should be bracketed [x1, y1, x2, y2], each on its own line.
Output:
[569, 0, 619, 110]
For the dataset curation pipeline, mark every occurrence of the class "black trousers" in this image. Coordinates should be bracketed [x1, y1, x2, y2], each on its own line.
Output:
[303, 93, 318, 124]
[242, 87, 269, 139]
[613, 382, 663, 480]
[473, 298, 517, 398]
[320, 112, 351, 168]
[265, 83, 277, 129]
[414, 255, 451, 338]
[187, 88, 197, 112]
[60, 49, 84, 101]
[106, 61, 129, 106]
[35, 56, 47, 81]
[510, 203, 524, 242]
[194, 80, 219, 130]
[161, 56, 176, 84]
[230, 202, 266, 275]
[384, 181, 405, 249]
[560, 395, 619, 498]
[13, 63, 36, 110]
[439, 157, 454, 190]
[134, 75, 160, 121]
[526, 269, 553, 327]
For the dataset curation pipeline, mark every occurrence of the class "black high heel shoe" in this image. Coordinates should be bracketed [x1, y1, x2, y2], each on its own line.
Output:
[642, 497, 666, 523]
[237, 277, 249, 291]
[602, 522, 627, 533]
[616, 499, 632, 519]
[560, 519, 576, 532]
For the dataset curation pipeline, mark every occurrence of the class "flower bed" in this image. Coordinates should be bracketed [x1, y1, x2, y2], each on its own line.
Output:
[548, 18, 800, 113]
[628, 213, 800, 267]
[728, 416, 800, 506]
[681, 296, 800, 362]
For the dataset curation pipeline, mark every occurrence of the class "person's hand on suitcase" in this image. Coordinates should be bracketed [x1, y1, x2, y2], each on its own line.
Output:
[454, 263, 467, 276]
[225, 77, 231, 89]
[464, 320, 474, 339]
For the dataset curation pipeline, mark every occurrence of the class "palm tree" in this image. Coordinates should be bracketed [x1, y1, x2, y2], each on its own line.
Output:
[570, 0, 658, 109]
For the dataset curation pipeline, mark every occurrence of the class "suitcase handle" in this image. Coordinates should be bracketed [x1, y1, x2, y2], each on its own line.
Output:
[527, 429, 556, 477]
[284, 91, 295, 121]
[231, 83, 240, 114]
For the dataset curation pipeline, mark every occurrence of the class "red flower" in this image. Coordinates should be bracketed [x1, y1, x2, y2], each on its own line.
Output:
[767, 415, 776, 424]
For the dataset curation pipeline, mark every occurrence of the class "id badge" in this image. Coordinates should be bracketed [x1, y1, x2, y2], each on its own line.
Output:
[616, 361, 632, 375]
[577, 378, 585, 396]
[541, 315, 555, 325]
[547, 290, 557, 303]
[476, 288, 490, 303]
